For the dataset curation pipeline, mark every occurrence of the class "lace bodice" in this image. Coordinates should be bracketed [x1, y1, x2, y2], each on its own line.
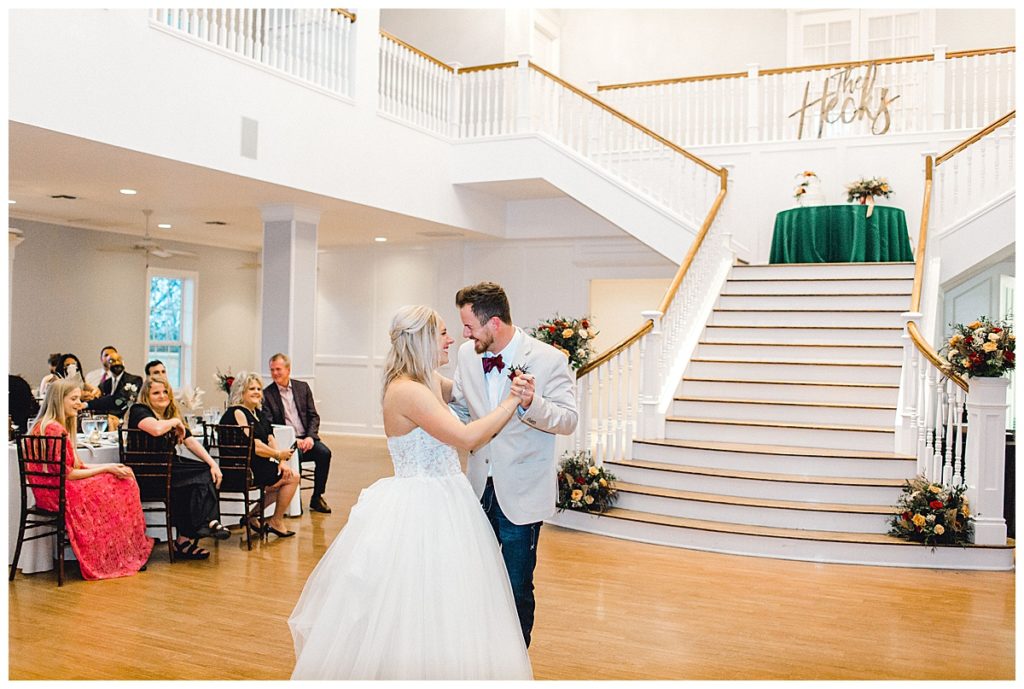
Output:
[386, 427, 461, 478]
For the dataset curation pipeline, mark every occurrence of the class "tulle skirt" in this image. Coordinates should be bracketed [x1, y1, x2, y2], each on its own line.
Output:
[289, 472, 533, 680]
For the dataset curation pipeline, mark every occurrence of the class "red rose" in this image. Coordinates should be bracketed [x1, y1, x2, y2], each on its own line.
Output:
[576, 476, 586, 484]
[225, 377, 235, 387]
[581, 319, 590, 329]
[929, 500, 944, 509]
[902, 511, 911, 521]
[1006, 351, 1015, 363]
[992, 327, 1002, 333]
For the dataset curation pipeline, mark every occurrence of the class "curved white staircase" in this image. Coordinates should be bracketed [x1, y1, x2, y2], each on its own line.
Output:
[549, 261, 1015, 570]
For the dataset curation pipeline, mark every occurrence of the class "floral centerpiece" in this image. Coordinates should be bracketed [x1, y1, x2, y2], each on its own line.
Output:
[845, 176, 892, 217]
[528, 316, 597, 371]
[556, 450, 618, 514]
[888, 476, 972, 546]
[941, 318, 1015, 378]
[214, 368, 235, 395]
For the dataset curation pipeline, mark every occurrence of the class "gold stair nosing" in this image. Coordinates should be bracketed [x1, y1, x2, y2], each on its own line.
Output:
[580, 508, 1014, 548]
[667, 416, 894, 434]
[673, 396, 897, 411]
[614, 481, 896, 514]
[605, 458, 906, 487]
[634, 438, 914, 460]
[683, 377, 898, 389]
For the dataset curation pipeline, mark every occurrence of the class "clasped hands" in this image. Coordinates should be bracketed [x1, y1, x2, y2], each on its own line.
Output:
[508, 372, 536, 409]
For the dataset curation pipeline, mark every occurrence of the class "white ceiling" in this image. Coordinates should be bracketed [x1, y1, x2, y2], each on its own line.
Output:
[8, 122, 547, 252]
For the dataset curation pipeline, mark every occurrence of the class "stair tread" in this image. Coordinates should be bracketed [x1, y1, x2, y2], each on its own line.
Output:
[715, 307, 906, 312]
[614, 481, 895, 513]
[684, 377, 898, 389]
[588, 508, 1013, 548]
[605, 458, 907, 487]
[635, 437, 914, 460]
[667, 416, 894, 433]
[705, 324, 903, 330]
[727, 277, 914, 282]
[701, 341, 902, 349]
[736, 261, 915, 267]
[673, 396, 896, 410]
[723, 292, 911, 297]
[692, 357, 900, 367]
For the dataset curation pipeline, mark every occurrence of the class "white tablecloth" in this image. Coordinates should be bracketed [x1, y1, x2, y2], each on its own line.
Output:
[9, 427, 301, 574]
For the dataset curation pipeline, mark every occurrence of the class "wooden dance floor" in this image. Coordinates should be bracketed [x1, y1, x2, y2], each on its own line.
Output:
[8, 434, 1014, 680]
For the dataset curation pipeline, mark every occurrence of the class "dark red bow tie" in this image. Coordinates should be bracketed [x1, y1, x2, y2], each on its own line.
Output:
[482, 354, 504, 374]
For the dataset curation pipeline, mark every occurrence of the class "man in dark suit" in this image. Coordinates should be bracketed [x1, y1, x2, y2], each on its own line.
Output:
[83, 352, 143, 417]
[263, 353, 333, 513]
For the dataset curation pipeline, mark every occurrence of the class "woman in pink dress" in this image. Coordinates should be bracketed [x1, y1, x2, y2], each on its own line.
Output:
[29, 377, 153, 580]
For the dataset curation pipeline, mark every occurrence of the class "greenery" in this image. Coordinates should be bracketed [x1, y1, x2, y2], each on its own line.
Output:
[845, 176, 892, 202]
[556, 451, 618, 514]
[529, 315, 598, 371]
[888, 476, 972, 546]
[149, 276, 183, 341]
[941, 317, 1015, 378]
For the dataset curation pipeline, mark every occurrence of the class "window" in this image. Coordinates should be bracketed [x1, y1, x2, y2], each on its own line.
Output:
[146, 269, 197, 389]
[790, 10, 934, 66]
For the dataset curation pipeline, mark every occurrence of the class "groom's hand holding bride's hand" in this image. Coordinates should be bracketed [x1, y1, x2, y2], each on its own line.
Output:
[510, 373, 535, 409]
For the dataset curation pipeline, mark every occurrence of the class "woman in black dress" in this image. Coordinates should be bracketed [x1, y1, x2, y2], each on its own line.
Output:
[128, 376, 230, 559]
[219, 372, 299, 538]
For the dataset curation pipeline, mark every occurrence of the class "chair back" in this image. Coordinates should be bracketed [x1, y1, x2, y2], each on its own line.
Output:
[205, 423, 255, 493]
[15, 433, 69, 514]
[117, 428, 175, 502]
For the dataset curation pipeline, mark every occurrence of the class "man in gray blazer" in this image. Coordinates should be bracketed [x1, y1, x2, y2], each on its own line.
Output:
[450, 282, 578, 647]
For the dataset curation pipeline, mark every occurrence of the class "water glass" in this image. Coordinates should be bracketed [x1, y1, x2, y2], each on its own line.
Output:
[96, 416, 108, 434]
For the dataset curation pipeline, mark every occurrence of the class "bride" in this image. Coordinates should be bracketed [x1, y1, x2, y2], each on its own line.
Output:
[289, 305, 533, 680]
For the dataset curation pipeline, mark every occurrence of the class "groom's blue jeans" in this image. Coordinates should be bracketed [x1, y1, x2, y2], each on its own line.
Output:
[481, 478, 541, 648]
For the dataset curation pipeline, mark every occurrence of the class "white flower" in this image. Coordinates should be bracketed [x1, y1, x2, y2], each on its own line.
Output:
[926, 514, 936, 524]
[579, 329, 588, 339]
[989, 332, 1001, 342]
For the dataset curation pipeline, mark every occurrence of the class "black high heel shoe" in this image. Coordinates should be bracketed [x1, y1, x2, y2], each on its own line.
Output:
[265, 524, 295, 538]
[238, 516, 267, 534]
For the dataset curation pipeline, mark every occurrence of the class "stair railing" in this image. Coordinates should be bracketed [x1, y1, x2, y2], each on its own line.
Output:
[898, 111, 1015, 545]
[378, 31, 455, 136]
[151, 9, 356, 96]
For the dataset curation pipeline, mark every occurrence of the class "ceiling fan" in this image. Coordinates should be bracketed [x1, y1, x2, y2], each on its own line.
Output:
[100, 209, 198, 259]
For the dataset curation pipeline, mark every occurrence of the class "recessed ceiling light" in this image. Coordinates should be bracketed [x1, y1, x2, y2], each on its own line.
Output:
[374, 237, 387, 242]
[157, 223, 172, 229]
[8, 200, 15, 204]
[120, 188, 137, 195]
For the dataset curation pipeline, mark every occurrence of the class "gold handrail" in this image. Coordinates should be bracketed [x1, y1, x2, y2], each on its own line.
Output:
[460, 61, 518, 73]
[379, 30, 454, 72]
[331, 9, 356, 22]
[598, 45, 1016, 91]
[908, 111, 1017, 392]
[577, 169, 729, 379]
[528, 62, 723, 176]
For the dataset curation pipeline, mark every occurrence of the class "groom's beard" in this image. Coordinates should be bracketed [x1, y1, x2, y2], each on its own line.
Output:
[472, 338, 488, 355]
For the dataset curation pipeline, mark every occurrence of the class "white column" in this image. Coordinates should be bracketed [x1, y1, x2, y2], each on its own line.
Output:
[929, 45, 947, 131]
[639, 309, 664, 439]
[965, 377, 1008, 545]
[259, 204, 321, 383]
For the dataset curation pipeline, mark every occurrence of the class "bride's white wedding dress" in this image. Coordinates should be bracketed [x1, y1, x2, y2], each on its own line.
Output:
[288, 425, 533, 680]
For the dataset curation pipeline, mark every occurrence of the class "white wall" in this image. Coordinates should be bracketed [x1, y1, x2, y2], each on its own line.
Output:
[314, 234, 676, 435]
[9, 219, 260, 406]
[380, 8, 507, 67]
[935, 10, 1015, 51]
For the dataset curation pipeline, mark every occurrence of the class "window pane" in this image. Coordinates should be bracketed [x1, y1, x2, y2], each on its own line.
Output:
[804, 46, 826, 64]
[895, 13, 918, 36]
[867, 40, 890, 60]
[149, 277, 183, 341]
[829, 44, 852, 62]
[146, 345, 182, 389]
[828, 20, 851, 43]
[803, 23, 826, 46]
[869, 15, 893, 39]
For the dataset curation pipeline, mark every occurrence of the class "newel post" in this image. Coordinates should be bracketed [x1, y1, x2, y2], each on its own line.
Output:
[965, 377, 1009, 545]
[515, 53, 532, 133]
[895, 311, 922, 456]
[929, 45, 948, 131]
[745, 63, 760, 143]
[448, 61, 463, 139]
[639, 310, 665, 439]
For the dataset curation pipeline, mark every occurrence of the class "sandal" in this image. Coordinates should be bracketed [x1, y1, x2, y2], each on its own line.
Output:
[174, 539, 210, 560]
[196, 520, 232, 541]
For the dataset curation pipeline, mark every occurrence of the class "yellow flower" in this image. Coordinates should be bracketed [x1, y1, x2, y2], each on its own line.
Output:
[934, 524, 945, 535]
[584, 495, 595, 505]
[562, 328, 574, 338]
[989, 332, 1001, 342]
[928, 485, 942, 494]
[949, 334, 963, 346]
[968, 321, 982, 330]
[961, 505, 970, 516]
[983, 341, 998, 352]
[599, 478, 608, 487]
[571, 489, 583, 502]
[588, 466, 599, 476]
[912, 514, 927, 527]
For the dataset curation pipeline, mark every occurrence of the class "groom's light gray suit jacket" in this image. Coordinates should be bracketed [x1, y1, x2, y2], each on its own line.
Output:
[450, 328, 579, 525]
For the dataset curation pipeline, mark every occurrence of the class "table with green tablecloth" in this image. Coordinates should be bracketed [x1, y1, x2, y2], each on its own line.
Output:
[769, 204, 914, 264]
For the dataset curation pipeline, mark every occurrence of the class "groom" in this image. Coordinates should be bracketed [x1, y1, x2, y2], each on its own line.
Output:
[450, 282, 578, 647]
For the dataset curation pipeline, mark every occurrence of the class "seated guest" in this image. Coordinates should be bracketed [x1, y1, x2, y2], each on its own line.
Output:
[38, 352, 63, 398]
[9, 374, 40, 434]
[127, 376, 230, 560]
[264, 353, 333, 514]
[220, 372, 299, 538]
[145, 360, 167, 379]
[57, 353, 100, 401]
[28, 377, 153, 580]
[84, 352, 143, 417]
[85, 345, 118, 388]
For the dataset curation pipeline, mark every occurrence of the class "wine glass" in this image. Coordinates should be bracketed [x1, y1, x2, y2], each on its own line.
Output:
[81, 416, 97, 442]
[95, 416, 109, 435]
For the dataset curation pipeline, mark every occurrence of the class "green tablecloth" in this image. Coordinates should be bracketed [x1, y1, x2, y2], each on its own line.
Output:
[769, 205, 914, 264]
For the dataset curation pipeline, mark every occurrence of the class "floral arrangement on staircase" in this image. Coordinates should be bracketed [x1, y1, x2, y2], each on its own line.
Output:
[556, 451, 618, 514]
[889, 476, 972, 546]
[529, 316, 597, 370]
[942, 318, 1015, 377]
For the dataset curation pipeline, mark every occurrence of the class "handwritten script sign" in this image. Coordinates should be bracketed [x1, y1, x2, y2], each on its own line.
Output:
[788, 63, 900, 139]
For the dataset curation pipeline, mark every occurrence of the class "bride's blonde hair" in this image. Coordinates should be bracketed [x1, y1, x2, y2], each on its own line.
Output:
[382, 305, 441, 401]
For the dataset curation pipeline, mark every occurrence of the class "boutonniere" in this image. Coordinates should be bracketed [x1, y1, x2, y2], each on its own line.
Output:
[124, 383, 138, 393]
[507, 364, 530, 382]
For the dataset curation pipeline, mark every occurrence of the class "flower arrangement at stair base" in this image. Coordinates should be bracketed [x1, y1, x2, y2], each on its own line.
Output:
[556, 451, 618, 514]
[941, 318, 1015, 378]
[528, 316, 597, 371]
[845, 176, 892, 217]
[888, 476, 972, 546]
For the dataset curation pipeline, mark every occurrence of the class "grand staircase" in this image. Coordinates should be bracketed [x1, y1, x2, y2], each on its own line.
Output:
[552, 261, 1015, 570]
